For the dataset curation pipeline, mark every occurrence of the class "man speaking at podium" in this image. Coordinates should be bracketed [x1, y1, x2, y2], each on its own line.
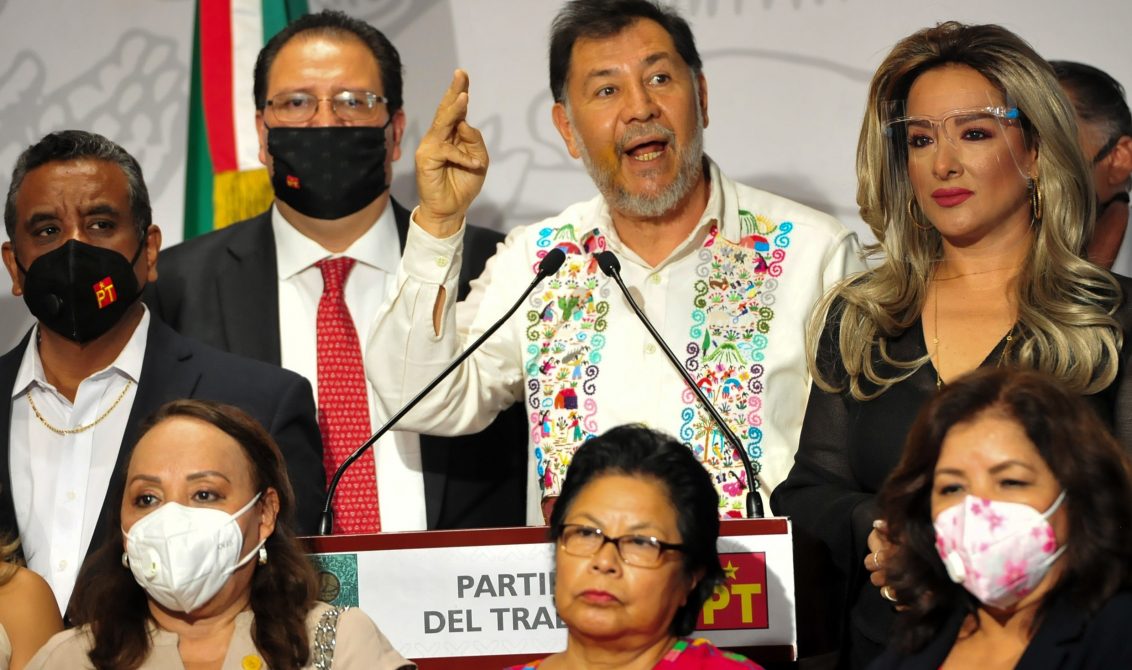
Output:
[368, 0, 862, 523]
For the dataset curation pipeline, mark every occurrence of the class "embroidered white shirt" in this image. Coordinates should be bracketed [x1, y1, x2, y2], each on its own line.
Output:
[273, 204, 425, 531]
[367, 162, 865, 524]
[10, 309, 148, 613]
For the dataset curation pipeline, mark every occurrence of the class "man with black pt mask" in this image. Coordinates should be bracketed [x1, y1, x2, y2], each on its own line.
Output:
[148, 10, 528, 533]
[0, 130, 324, 616]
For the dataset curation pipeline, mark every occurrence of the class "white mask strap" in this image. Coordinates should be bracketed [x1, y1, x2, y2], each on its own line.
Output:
[1042, 490, 1067, 519]
[229, 537, 268, 575]
[226, 491, 268, 575]
[233, 491, 264, 519]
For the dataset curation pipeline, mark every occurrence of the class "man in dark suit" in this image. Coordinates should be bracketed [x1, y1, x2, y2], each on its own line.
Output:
[147, 10, 526, 532]
[0, 130, 324, 613]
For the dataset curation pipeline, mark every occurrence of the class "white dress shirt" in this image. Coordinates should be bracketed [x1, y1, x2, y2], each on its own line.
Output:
[10, 309, 149, 613]
[272, 204, 426, 531]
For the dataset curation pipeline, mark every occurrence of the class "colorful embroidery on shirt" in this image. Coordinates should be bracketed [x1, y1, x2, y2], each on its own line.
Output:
[681, 211, 792, 517]
[525, 226, 611, 499]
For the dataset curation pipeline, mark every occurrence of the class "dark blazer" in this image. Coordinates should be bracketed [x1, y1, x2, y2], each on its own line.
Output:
[0, 315, 326, 563]
[869, 592, 1132, 669]
[146, 199, 528, 530]
[772, 274, 1132, 669]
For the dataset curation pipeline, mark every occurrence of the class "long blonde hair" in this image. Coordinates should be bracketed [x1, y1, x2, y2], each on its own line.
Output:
[812, 21, 1121, 400]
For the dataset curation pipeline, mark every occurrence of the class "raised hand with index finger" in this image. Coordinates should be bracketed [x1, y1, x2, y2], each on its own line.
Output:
[414, 69, 488, 239]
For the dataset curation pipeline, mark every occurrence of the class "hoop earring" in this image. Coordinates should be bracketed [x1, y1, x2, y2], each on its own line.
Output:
[121, 552, 130, 569]
[1029, 177, 1043, 222]
[907, 197, 933, 231]
[258, 547, 268, 565]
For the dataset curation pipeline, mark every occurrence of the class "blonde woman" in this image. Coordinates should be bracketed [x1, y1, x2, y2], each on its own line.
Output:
[0, 538, 61, 670]
[771, 22, 1131, 669]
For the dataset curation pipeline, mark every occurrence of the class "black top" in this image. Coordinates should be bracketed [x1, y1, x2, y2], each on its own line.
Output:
[771, 274, 1132, 666]
[868, 592, 1132, 670]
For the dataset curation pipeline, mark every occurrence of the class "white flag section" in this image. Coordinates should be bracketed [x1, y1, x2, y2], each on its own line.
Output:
[308, 519, 796, 660]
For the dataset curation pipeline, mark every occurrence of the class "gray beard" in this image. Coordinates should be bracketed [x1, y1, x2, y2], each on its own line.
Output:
[572, 108, 705, 220]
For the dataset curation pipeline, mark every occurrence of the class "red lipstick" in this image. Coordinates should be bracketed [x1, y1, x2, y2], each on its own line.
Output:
[931, 188, 973, 207]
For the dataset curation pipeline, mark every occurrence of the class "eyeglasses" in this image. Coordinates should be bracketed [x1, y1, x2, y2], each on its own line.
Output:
[1092, 134, 1123, 165]
[559, 524, 685, 568]
[266, 90, 389, 124]
[887, 106, 1021, 153]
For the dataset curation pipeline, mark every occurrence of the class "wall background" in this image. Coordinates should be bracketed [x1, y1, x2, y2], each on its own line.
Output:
[2, 0, 1130, 349]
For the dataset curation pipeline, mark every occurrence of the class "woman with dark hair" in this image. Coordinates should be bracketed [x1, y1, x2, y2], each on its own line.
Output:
[508, 425, 762, 669]
[872, 367, 1132, 668]
[26, 399, 412, 670]
[771, 21, 1132, 668]
[1051, 60, 1132, 269]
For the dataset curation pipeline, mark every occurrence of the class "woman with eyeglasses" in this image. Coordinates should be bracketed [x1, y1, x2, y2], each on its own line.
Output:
[872, 367, 1132, 669]
[771, 21, 1132, 669]
[507, 425, 762, 670]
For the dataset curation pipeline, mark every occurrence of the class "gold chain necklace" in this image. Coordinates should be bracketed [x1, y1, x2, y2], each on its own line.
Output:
[25, 380, 133, 435]
[932, 280, 1014, 391]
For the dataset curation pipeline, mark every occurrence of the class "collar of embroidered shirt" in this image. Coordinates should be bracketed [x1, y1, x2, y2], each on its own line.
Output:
[272, 201, 401, 280]
[12, 307, 149, 403]
[591, 159, 723, 272]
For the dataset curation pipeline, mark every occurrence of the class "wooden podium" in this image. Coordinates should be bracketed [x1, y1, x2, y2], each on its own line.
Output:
[304, 517, 797, 669]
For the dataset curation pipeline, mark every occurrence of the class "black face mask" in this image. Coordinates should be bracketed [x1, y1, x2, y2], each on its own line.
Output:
[267, 124, 389, 220]
[16, 237, 145, 344]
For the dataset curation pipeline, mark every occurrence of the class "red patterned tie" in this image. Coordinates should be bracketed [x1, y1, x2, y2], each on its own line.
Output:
[316, 257, 380, 534]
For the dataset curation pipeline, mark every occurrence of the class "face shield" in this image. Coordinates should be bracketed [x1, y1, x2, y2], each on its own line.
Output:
[883, 91, 1037, 229]
[886, 98, 1032, 174]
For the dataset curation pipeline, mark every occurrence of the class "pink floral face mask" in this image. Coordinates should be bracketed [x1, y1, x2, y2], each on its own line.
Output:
[933, 491, 1066, 609]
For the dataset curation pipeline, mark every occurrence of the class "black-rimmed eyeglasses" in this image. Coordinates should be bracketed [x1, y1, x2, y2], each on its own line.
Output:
[559, 524, 685, 568]
[1092, 134, 1124, 165]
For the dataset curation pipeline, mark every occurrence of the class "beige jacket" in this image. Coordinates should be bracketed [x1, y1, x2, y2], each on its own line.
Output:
[26, 602, 414, 670]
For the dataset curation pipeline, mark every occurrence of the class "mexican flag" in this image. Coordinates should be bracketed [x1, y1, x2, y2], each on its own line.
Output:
[184, 0, 308, 240]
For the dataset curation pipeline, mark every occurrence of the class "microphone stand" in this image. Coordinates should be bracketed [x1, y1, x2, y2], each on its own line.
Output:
[594, 251, 764, 518]
[318, 248, 567, 535]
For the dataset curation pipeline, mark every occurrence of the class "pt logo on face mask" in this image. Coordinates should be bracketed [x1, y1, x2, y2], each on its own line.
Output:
[16, 237, 146, 343]
[286, 175, 300, 189]
[93, 276, 118, 309]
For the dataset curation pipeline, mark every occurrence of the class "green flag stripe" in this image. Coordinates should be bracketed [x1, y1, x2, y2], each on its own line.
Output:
[183, 1, 214, 241]
[261, 0, 308, 40]
[184, 0, 309, 241]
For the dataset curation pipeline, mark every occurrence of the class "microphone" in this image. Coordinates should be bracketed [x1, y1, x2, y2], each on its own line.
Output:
[594, 250, 764, 518]
[319, 247, 567, 535]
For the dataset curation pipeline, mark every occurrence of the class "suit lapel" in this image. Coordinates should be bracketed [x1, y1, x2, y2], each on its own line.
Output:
[0, 331, 32, 543]
[217, 212, 282, 365]
[392, 197, 410, 253]
[87, 318, 202, 553]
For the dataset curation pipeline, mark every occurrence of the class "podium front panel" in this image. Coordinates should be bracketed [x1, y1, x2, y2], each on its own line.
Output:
[305, 518, 796, 667]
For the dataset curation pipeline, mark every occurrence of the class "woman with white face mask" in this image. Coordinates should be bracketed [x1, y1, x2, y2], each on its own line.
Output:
[25, 399, 413, 670]
[871, 368, 1132, 669]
